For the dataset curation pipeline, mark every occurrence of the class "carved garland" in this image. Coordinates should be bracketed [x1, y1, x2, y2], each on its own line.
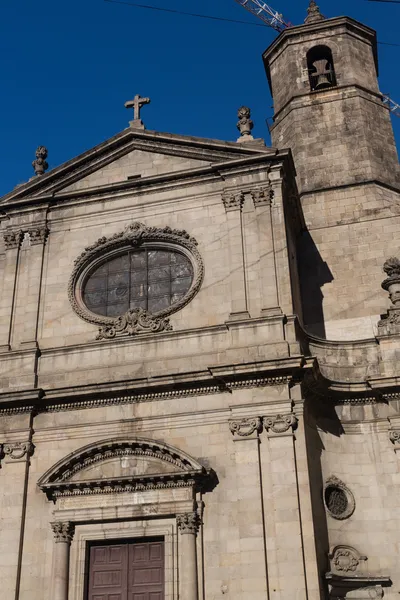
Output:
[68, 222, 204, 339]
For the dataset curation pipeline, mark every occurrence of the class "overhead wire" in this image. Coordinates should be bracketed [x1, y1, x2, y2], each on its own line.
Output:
[104, 0, 400, 46]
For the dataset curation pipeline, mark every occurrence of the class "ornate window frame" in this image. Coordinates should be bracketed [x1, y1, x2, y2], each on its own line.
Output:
[68, 222, 204, 339]
[323, 475, 356, 520]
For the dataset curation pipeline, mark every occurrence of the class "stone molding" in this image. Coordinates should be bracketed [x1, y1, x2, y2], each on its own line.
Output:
[51, 521, 75, 544]
[324, 475, 356, 520]
[38, 437, 216, 501]
[229, 417, 262, 438]
[222, 190, 245, 212]
[3, 441, 34, 462]
[176, 511, 201, 535]
[264, 413, 298, 435]
[68, 221, 204, 339]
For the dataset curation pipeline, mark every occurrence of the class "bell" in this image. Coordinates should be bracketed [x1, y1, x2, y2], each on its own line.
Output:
[311, 59, 333, 89]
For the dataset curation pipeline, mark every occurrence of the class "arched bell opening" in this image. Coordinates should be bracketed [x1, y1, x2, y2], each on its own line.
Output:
[307, 45, 337, 91]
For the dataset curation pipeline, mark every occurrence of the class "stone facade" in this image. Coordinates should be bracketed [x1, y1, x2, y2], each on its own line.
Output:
[0, 5, 400, 600]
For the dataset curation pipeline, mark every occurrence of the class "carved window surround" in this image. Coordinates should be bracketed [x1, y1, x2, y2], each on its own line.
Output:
[68, 222, 204, 340]
[324, 476, 355, 520]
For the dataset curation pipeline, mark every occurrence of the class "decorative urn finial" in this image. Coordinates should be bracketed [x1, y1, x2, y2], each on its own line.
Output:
[378, 257, 400, 333]
[305, 0, 325, 24]
[32, 146, 49, 176]
[237, 106, 254, 142]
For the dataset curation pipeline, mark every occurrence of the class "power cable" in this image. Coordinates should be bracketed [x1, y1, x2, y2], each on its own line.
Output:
[103, 0, 400, 46]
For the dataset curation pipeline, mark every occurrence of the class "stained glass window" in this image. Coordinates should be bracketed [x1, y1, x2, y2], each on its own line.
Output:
[83, 249, 193, 317]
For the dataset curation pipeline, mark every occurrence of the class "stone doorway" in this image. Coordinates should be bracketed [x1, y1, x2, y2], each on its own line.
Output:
[88, 539, 165, 600]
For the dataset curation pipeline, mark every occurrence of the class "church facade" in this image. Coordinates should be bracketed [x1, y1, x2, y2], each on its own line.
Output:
[1, 3, 400, 600]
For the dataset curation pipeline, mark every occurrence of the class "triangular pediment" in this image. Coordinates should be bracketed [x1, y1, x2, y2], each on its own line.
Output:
[1, 128, 271, 205]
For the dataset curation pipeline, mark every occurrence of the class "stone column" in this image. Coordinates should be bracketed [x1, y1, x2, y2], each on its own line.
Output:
[251, 183, 281, 316]
[0, 229, 23, 350]
[13, 225, 48, 348]
[222, 190, 250, 321]
[177, 512, 200, 600]
[50, 521, 75, 600]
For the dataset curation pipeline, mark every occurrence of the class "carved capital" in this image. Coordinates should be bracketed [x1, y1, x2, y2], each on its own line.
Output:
[389, 429, 400, 446]
[250, 185, 274, 208]
[264, 413, 298, 435]
[3, 229, 23, 250]
[3, 441, 33, 462]
[176, 511, 201, 535]
[51, 521, 75, 544]
[27, 226, 49, 245]
[229, 417, 262, 438]
[222, 191, 245, 212]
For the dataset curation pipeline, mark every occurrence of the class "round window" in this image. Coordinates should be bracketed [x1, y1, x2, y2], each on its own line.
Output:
[83, 249, 194, 318]
[325, 486, 348, 517]
[68, 222, 204, 339]
[323, 476, 355, 520]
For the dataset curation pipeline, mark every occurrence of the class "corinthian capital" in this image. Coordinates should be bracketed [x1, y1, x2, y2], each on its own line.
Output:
[222, 191, 245, 212]
[176, 512, 201, 535]
[3, 229, 23, 250]
[51, 521, 75, 544]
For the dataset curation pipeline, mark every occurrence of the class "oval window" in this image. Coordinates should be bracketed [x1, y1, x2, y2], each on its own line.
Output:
[83, 249, 194, 318]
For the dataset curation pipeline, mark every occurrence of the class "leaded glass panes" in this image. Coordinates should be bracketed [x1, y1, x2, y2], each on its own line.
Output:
[83, 249, 194, 317]
[325, 486, 348, 517]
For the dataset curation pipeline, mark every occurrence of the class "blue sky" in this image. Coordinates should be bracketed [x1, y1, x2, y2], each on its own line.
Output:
[1, 0, 399, 196]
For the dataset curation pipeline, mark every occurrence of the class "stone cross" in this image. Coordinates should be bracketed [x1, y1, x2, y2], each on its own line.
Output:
[124, 94, 151, 129]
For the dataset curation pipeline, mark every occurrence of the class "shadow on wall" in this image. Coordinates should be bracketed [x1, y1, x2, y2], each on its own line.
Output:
[297, 231, 334, 339]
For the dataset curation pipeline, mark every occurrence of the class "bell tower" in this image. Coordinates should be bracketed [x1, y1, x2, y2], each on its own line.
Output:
[262, 2, 400, 194]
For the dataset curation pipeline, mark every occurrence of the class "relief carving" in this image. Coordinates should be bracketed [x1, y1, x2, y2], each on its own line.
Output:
[27, 226, 49, 245]
[264, 413, 298, 435]
[229, 417, 262, 437]
[51, 521, 75, 544]
[176, 511, 201, 534]
[329, 545, 367, 574]
[3, 441, 33, 461]
[96, 307, 172, 340]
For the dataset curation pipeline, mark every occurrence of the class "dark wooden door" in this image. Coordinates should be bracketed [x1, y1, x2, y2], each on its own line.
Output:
[128, 541, 164, 600]
[88, 541, 164, 600]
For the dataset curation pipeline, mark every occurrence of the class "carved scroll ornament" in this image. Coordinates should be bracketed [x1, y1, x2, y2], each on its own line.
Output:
[229, 417, 262, 437]
[264, 413, 298, 435]
[68, 222, 204, 339]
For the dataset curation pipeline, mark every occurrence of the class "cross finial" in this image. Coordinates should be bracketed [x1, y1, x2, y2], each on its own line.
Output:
[305, 0, 325, 24]
[124, 94, 151, 129]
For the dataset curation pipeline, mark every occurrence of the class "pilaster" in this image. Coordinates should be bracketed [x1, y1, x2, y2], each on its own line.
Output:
[13, 224, 49, 349]
[229, 414, 268, 600]
[222, 189, 250, 321]
[0, 229, 22, 350]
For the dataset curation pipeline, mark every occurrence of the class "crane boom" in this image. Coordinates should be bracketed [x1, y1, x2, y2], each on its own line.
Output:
[383, 95, 400, 119]
[233, 0, 290, 32]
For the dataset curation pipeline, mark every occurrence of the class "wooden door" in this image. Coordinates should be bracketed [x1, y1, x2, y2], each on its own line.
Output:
[128, 541, 165, 600]
[88, 544, 128, 600]
[88, 540, 164, 600]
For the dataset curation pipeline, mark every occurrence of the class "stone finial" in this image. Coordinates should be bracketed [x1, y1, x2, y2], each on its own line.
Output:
[32, 146, 48, 176]
[304, 0, 325, 24]
[378, 257, 400, 333]
[237, 106, 254, 142]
